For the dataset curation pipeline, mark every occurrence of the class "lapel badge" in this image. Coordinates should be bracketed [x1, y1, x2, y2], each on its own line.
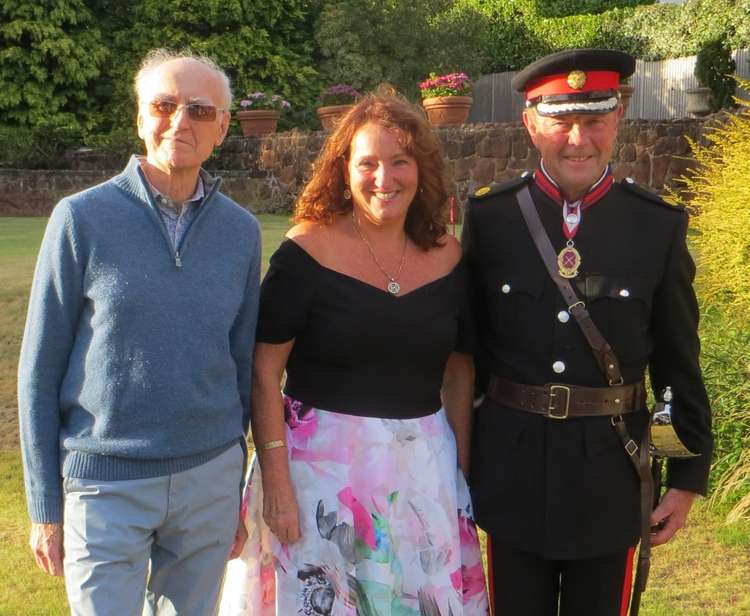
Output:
[567, 70, 587, 90]
[474, 186, 491, 197]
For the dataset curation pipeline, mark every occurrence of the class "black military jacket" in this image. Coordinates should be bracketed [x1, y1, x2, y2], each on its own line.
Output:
[462, 174, 713, 559]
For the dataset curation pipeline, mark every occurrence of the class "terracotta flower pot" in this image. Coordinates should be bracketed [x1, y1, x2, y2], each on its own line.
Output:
[317, 104, 354, 131]
[421, 96, 473, 127]
[236, 109, 280, 137]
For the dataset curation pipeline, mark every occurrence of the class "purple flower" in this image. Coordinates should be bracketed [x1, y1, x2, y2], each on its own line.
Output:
[320, 83, 362, 105]
[418, 72, 472, 98]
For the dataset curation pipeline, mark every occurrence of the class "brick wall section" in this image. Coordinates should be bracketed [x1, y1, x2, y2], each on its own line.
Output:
[0, 118, 712, 217]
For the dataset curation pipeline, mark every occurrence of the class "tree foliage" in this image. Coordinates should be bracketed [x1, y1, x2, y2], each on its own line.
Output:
[314, 0, 487, 99]
[455, 0, 750, 72]
[695, 38, 737, 112]
[0, 0, 108, 128]
[96, 0, 322, 131]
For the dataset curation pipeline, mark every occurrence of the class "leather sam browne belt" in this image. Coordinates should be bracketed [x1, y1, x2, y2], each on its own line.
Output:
[487, 376, 646, 419]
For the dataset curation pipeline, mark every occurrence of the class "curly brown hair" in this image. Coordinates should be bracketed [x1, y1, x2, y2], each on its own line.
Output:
[294, 89, 449, 250]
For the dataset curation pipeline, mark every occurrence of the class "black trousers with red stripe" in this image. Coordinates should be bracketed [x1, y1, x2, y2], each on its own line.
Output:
[489, 539, 635, 616]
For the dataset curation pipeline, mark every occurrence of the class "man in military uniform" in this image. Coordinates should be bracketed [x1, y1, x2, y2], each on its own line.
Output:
[462, 49, 713, 615]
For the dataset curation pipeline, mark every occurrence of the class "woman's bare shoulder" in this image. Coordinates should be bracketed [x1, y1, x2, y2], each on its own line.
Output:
[286, 220, 342, 262]
[287, 221, 325, 246]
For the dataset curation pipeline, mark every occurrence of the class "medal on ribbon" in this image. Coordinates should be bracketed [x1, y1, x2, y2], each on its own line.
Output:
[558, 202, 582, 278]
[557, 241, 581, 278]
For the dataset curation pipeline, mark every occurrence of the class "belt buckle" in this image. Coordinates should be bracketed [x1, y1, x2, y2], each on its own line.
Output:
[547, 385, 571, 419]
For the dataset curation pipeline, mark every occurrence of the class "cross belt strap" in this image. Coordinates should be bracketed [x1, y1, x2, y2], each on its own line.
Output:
[516, 186, 624, 386]
[487, 376, 645, 419]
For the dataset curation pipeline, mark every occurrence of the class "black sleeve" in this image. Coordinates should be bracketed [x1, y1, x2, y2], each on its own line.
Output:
[460, 201, 490, 394]
[256, 241, 316, 344]
[649, 211, 713, 495]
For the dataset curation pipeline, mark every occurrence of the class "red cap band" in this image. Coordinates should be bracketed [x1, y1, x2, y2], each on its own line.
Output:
[525, 70, 620, 100]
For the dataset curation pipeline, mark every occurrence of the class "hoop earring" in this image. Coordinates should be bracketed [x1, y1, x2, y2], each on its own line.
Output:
[343, 187, 352, 200]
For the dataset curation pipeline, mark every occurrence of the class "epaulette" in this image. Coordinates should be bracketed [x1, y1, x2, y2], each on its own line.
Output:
[620, 177, 684, 211]
[469, 172, 533, 201]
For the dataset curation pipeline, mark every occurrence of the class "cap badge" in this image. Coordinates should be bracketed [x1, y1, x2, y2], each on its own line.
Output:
[567, 70, 587, 90]
[474, 186, 491, 197]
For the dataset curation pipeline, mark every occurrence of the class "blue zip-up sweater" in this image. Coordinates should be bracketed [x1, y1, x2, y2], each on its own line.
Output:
[18, 156, 261, 523]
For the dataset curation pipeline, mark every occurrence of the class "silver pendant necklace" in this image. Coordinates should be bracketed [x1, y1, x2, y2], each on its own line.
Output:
[351, 211, 408, 295]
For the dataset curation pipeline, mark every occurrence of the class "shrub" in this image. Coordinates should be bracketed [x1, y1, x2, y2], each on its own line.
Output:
[535, 0, 653, 18]
[0, 0, 108, 129]
[87, 0, 323, 132]
[0, 124, 84, 169]
[314, 0, 486, 99]
[695, 38, 737, 112]
[667, 79, 750, 521]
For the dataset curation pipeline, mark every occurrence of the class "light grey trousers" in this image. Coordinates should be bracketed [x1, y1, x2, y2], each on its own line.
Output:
[63, 443, 243, 616]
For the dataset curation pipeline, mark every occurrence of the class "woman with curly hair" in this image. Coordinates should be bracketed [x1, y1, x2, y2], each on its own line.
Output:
[221, 90, 488, 615]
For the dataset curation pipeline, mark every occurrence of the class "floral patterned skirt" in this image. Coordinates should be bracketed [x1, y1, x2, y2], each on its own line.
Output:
[219, 396, 489, 616]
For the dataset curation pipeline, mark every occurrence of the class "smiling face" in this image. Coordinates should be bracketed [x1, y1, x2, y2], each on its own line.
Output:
[136, 58, 229, 175]
[346, 122, 419, 227]
[523, 106, 622, 201]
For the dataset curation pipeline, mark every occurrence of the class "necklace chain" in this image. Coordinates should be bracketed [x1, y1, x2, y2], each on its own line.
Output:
[351, 211, 407, 295]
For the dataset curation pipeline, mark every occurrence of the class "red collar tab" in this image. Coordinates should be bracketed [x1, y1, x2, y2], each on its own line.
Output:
[533, 164, 613, 209]
[525, 70, 620, 101]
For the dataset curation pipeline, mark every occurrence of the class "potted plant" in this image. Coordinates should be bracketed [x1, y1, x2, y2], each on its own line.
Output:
[418, 72, 473, 127]
[687, 38, 736, 117]
[236, 92, 291, 136]
[317, 84, 361, 130]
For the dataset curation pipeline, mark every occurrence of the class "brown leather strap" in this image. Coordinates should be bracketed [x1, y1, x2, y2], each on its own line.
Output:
[487, 376, 645, 419]
[516, 186, 624, 386]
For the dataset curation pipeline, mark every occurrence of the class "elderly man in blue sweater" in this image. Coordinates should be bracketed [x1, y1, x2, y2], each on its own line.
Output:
[18, 49, 261, 615]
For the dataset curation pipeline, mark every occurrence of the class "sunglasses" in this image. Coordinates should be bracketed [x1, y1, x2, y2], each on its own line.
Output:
[148, 100, 226, 122]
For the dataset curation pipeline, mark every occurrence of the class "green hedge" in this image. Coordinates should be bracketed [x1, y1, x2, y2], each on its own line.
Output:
[465, 0, 750, 72]
[535, 0, 653, 18]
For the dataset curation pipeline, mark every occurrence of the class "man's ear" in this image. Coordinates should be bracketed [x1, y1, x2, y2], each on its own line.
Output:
[136, 109, 145, 141]
[522, 109, 539, 145]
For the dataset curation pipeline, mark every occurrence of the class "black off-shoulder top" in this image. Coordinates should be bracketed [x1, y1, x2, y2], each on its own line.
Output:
[256, 240, 474, 419]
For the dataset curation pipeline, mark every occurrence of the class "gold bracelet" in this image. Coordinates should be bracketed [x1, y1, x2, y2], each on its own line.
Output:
[260, 439, 286, 451]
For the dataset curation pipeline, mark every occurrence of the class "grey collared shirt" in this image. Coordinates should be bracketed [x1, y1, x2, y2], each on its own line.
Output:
[136, 157, 211, 249]
[153, 182, 204, 250]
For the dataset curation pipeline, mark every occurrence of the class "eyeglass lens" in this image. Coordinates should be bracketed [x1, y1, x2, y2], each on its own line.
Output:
[149, 100, 218, 122]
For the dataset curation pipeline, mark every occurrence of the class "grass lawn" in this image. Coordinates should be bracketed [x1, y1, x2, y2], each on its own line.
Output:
[1, 216, 748, 615]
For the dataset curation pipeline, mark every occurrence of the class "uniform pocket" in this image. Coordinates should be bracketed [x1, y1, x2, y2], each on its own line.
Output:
[583, 275, 654, 362]
[486, 268, 545, 349]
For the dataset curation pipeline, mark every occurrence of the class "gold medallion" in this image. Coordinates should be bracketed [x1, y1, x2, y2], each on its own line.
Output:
[474, 186, 491, 197]
[567, 70, 587, 90]
[557, 245, 582, 279]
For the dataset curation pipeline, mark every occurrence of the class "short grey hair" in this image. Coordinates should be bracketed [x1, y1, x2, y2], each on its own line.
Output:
[134, 48, 232, 109]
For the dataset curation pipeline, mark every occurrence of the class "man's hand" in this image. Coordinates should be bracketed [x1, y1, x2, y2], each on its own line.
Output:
[650, 488, 697, 546]
[30, 522, 64, 576]
[229, 512, 248, 559]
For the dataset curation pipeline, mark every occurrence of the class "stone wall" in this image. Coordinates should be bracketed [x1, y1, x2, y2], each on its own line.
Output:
[0, 118, 712, 217]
